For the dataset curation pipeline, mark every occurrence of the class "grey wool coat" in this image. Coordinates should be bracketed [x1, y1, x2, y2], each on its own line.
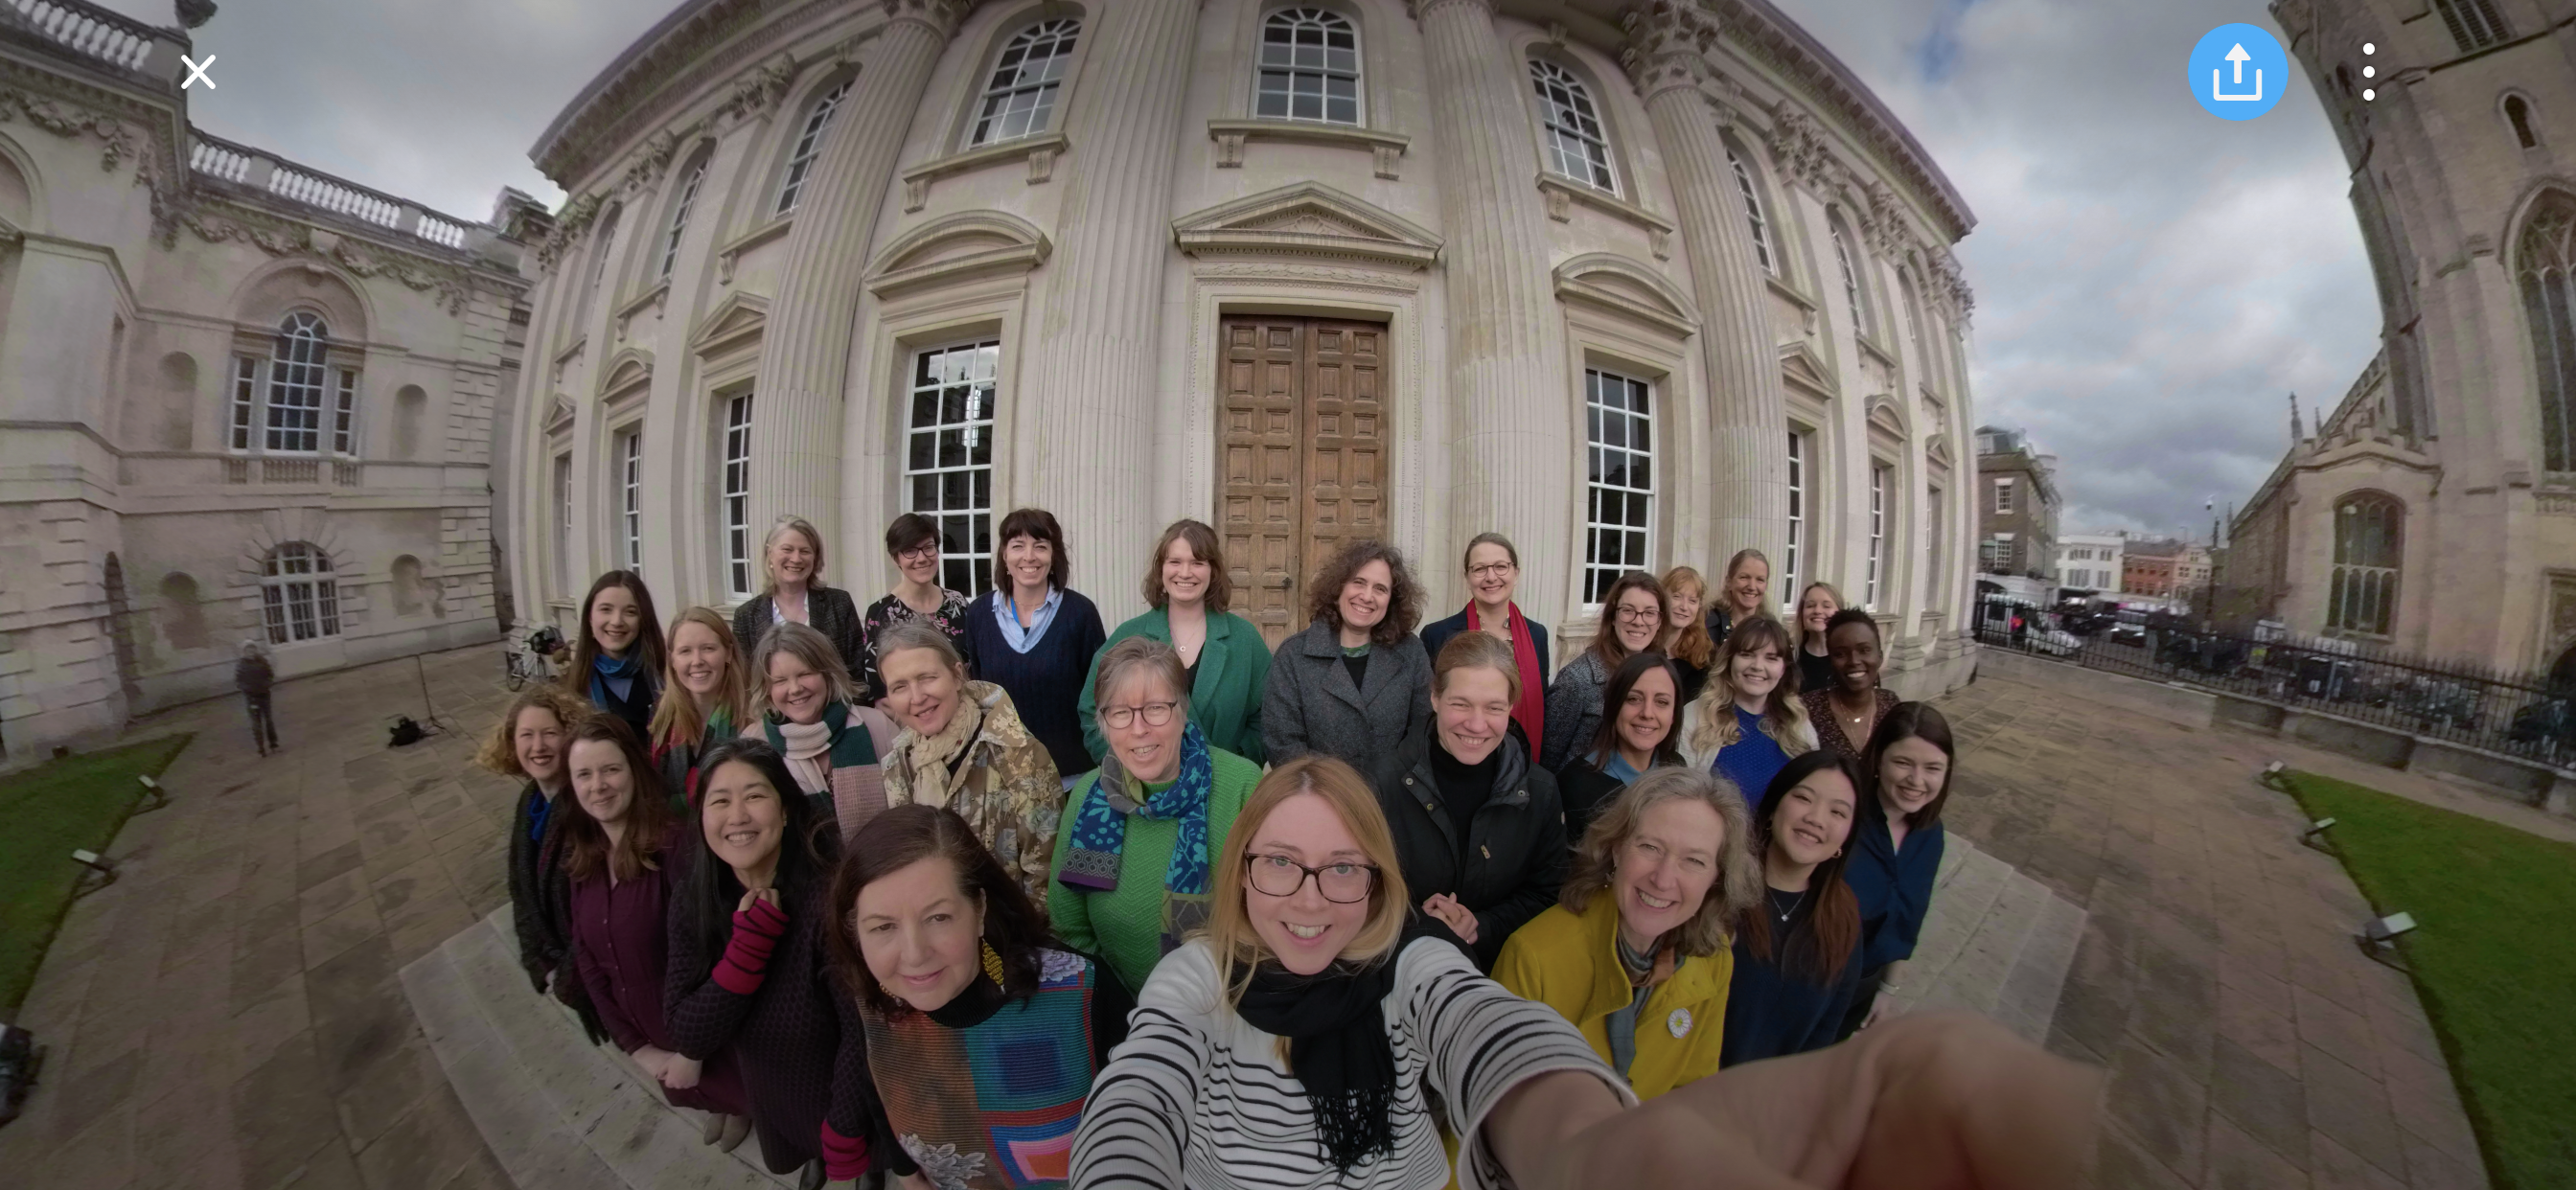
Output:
[1260, 620, 1434, 773]
[1539, 652, 1614, 773]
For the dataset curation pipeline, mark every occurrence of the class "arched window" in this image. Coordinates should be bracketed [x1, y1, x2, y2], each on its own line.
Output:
[585, 204, 622, 310]
[1257, 9, 1361, 126]
[2515, 193, 2576, 471]
[774, 79, 851, 216]
[2507, 95, 2541, 149]
[1530, 59, 1616, 194]
[2434, 0, 2510, 53]
[2328, 495, 2402, 636]
[1831, 217, 1871, 338]
[969, 19, 1081, 148]
[659, 150, 708, 281]
[1727, 148, 1775, 274]
[261, 541, 341, 644]
[265, 312, 330, 453]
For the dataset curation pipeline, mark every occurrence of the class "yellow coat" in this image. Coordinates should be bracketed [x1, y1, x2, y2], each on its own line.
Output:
[1492, 894, 1732, 1099]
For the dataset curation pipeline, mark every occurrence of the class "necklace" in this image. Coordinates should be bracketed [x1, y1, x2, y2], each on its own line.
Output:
[1767, 885, 1806, 925]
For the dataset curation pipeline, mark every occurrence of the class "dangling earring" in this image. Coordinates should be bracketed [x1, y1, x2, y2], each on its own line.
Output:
[980, 937, 1006, 985]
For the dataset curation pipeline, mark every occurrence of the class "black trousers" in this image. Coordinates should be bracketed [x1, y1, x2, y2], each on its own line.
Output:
[244, 692, 279, 751]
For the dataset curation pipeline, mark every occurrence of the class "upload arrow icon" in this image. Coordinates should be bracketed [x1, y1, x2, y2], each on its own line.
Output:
[2190, 24, 2288, 121]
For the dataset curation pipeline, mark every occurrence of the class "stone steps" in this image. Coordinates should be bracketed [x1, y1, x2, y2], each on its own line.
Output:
[1885, 835, 2086, 1044]
[399, 909, 791, 1189]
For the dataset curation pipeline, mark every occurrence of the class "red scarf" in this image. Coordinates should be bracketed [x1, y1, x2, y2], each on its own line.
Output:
[1468, 602, 1547, 751]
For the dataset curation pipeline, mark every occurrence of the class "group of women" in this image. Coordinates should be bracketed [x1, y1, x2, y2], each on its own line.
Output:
[484, 509, 2091, 1190]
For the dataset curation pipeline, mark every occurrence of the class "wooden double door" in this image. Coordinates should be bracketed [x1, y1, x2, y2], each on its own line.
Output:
[1217, 317, 1388, 648]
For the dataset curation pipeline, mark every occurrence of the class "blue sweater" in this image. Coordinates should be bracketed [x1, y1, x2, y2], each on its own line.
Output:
[1843, 800, 1945, 971]
[1721, 899, 1865, 1066]
[1708, 706, 1794, 814]
[963, 587, 1108, 778]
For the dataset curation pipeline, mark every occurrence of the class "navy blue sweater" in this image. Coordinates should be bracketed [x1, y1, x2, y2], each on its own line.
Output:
[962, 587, 1107, 778]
[1844, 800, 1945, 971]
[1721, 896, 1865, 1066]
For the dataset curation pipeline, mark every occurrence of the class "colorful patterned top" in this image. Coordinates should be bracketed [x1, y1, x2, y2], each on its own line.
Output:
[860, 589, 978, 704]
[860, 948, 1133, 1190]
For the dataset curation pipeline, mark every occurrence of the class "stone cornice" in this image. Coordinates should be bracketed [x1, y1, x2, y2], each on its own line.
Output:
[532, 0, 850, 189]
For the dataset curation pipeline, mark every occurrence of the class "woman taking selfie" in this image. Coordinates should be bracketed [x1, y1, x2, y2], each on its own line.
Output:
[1657, 566, 1716, 705]
[1495, 767, 1759, 1099]
[1553, 651, 1687, 838]
[875, 619, 1065, 906]
[569, 570, 667, 742]
[1724, 751, 1866, 1065]
[859, 513, 978, 707]
[826, 804, 1131, 1190]
[1684, 617, 1812, 814]
[1079, 519, 1271, 764]
[1419, 533, 1550, 749]
[651, 607, 755, 808]
[1540, 572, 1665, 772]
[1800, 609, 1899, 761]
[1051, 636, 1264, 996]
[1262, 538, 1432, 769]
[1837, 703, 1956, 1039]
[1791, 583, 1844, 698]
[557, 719, 750, 1149]
[749, 622, 898, 835]
[731, 515, 864, 681]
[664, 740, 876, 1189]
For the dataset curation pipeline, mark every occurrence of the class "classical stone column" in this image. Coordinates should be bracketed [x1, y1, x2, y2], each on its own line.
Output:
[1021, 0, 1203, 607]
[1417, 0, 1576, 627]
[1623, 0, 1788, 573]
[747, 0, 966, 559]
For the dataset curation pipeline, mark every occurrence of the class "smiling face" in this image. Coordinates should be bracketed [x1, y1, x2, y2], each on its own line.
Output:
[671, 620, 728, 699]
[1464, 541, 1518, 608]
[766, 651, 829, 725]
[1614, 665, 1678, 757]
[1665, 580, 1704, 631]
[853, 856, 983, 1014]
[1160, 537, 1212, 609]
[1727, 558, 1771, 616]
[700, 759, 786, 882]
[1799, 587, 1840, 636]
[566, 737, 636, 830]
[589, 584, 642, 656]
[1338, 559, 1392, 633]
[892, 537, 940, 587]
[881, 646, 963, 739]
[1613, 584, 1665, 653]
[1729, 639, 1786, 705]
[513, 707, 568, 790]
[1615, 797, 1725, 952]
[1435, 665, 1513, 766]
[1103, 670, 1187, 785]
[1877, 735, 1950, 821]
[1768, 767, 1856, 869]
[1002, 534, 1054, 594]
[767, 526, 817, 589]
[1243, 792, 1375, 975]
[1828, 621, 1883, 694]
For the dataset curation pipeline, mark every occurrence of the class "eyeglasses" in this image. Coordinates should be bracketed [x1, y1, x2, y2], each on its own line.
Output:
[1615, 606, 1662, 624]
[895, 543, 939, 561]
[1467, 562, 1515, 579]
[1244, 853, 1379, 903]
[1101, 700, 1181, 730]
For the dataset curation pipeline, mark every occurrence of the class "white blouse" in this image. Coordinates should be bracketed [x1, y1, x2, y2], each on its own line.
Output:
[1072, 936, 1633, 1190]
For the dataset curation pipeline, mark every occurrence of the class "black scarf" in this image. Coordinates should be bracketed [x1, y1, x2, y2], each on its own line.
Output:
[1234, 926, 1437, 1173]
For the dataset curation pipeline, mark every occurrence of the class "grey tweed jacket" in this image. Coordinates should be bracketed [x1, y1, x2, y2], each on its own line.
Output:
[1260, 620, 1433, 773]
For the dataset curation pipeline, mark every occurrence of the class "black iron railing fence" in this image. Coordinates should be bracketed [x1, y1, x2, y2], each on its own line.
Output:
[1972, 618, 2576, 766]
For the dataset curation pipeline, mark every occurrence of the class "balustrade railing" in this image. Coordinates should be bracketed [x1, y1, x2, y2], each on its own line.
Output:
[189, 138, 252, 183]
[2, 0, 164, 74]
[187, 130, 483, 255]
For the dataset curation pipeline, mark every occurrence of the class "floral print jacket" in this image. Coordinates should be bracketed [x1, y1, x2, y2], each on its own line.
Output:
[882, 680, 1065, 909]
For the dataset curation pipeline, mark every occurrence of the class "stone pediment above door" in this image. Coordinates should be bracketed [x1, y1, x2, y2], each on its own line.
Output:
[865, 211, 1053, 300]
[1172, 182, 1441, 270]
[1779, 340, 1834, 396]
[690, 292, 769, 356]
[543, 394, 577, 436]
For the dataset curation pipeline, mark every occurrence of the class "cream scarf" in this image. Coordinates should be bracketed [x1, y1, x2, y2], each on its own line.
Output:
[896, 690, 987, 810]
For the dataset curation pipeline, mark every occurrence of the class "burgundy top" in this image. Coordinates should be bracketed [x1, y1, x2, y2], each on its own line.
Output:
[568, 825, 747, 1116]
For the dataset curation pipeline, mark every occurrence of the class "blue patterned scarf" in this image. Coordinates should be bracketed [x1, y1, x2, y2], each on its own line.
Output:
[1059, 722, 1214, 952]
[589, 648, 648, 709]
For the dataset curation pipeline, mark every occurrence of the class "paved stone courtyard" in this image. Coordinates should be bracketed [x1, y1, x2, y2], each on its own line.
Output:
[0, 643, 2506, 1189]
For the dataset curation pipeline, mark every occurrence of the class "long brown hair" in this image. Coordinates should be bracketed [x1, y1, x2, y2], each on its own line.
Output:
[565, 570, 668, 694]
[1689, 615, 1811, 757]
[1304, 538, 1425, 648]
[1585, 570, 1668, 670]
[823, 803, 1058, 1014]
[1737, 750, 1863, 984]
[1583, 650, 1686, 770]
[648, 606, 751, 751]
[1659, 565, 1714, 668]
[1560, 767, 1760, 958]
[1862, 702, 1957, 831]
[558, 717, 676, 883]
[1206, 756, 1411, 1009]
[1144, 518, 1233, 613]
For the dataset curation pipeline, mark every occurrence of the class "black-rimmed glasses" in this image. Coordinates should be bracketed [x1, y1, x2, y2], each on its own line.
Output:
[1101, 699, 1181, 730]
[1244, 853, 1378, 903]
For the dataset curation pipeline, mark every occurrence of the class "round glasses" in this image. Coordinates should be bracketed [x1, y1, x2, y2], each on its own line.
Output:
[1615, 605, 1662, 624]
[1100, 699, 1180, 730]
[895, 543, 939, 562]
[1245, 853, 1379, 903]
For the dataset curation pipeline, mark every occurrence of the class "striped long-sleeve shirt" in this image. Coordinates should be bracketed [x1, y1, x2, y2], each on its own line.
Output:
[1071, 936, 1633, 1190]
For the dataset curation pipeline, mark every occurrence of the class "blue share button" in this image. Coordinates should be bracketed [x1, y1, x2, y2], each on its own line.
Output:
[2189, 23, 2288, 122]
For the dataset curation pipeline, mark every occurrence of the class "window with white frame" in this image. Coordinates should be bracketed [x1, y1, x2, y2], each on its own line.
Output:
[1729, 149, 1776, 275]
[659, 153, 707, 281]
[261, 541, 339, 644]
[1866, 464, 1889, 608]
[2329, 494, 2402, 635]
[1832, 220, 1869, 338]
[723, 394, 754, 598]
[230, 356, 258, 450]
[1783, 429, 1806, 611]
[1993, 475, 2015, 515]
[1257, 9, 1361, 125]
[1530, 59, 1616, 194]
[774, 79, 852, 216]
[617, 428, 643, 571]
[969, 20, 1080, 148]
[906, 341, 1000, 596]
[263, 312, 331, 453]
[333, 369, 358, 455]
[1583, 368, 1654, 604]
[553, 452, 573, 598]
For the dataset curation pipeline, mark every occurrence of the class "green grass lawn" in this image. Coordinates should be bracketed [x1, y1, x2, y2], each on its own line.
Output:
[2284, 770, 2576, 1190]
[0, 734, 194, 1016]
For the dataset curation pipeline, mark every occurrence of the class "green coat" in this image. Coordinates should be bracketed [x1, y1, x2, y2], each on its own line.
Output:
[1077, 607, 1271, 765]
[1046, 746, 1264, 996]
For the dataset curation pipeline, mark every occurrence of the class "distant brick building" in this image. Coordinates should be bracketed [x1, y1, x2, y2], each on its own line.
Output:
[1975, 426, 2059, 579]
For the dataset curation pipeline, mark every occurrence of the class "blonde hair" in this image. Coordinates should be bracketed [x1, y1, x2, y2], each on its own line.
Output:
[1720, 548, 1771, 616]
[648, 607, 752, 751]
[749, 621, 859, 716]
[759, 515, 830, 596]
[475, 684, 594, 780]
[1562, 767, 1760, 958]
[1205, 756, 1411, 1011]
[1688, 615, 1813, 758]
[1659, 565, 1715, 668]
[1433, 629, 1521, 704]
[1793, 582, 1845, 650]
[1093, 635, 1190, 712]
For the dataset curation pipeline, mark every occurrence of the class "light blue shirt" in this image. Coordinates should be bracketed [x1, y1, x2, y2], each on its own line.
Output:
[993, 585, 1063, 654]
[1589, 749, 1644, 784]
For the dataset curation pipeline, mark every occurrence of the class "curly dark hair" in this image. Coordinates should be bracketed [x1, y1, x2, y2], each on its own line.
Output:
[1303, 538, 1425, 648]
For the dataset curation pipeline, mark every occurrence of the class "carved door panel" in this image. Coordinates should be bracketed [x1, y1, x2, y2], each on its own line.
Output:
[1218, 318, 1388, 649]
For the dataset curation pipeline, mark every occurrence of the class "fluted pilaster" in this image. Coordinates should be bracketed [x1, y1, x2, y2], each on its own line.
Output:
[1022, 0, 1204, 606]
[1624, 0, 1788, 571]
[746, 0, 965, 561]
[1417, 0, 1576, 627]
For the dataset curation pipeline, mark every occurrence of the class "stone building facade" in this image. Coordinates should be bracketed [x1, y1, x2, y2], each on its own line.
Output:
[2056, 531, 2122, 595]
[1974, 425, 2057, 581]
[504, 0, 1984, 695]
[0, 2, 533, 758]
[2228, 0, 2576, 676]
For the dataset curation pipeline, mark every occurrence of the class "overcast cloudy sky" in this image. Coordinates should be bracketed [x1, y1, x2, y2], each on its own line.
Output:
[99, 0, 2378, 539]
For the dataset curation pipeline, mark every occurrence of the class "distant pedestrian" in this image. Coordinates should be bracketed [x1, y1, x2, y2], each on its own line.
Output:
[236, 640, 280, 756]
